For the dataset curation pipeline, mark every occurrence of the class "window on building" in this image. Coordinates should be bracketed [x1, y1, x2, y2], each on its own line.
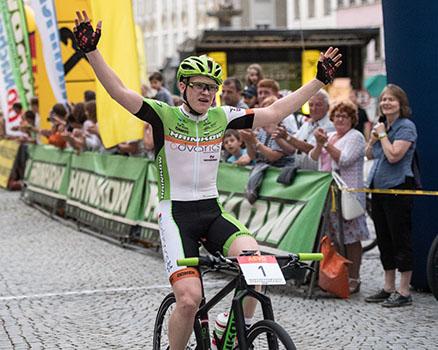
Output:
[308, 0, 315, 18]
[324, 0, 331, 15]
[349, 0, 356, 5]
[337, 0, 344, 8]
[294, 0, 300, 19]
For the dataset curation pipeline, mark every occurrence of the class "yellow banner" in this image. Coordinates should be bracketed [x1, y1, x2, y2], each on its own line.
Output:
[301, 50, 320, 115]
[136, 24, 147, 84]
[91, 0, 144, 148]
[0, 140, 20, 188]
[208, 51, 227, 106]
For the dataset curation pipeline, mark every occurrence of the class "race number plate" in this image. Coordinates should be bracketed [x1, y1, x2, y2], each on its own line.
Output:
[237, 256, 286, 285]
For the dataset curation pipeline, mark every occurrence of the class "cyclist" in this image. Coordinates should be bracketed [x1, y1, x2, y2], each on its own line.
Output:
[73, 10, 341, 350]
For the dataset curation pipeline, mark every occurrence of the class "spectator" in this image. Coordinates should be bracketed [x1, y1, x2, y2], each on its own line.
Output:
[149, 71, 174, 105]
[364, 84, 417, 307]
[257, 79, 298, 134]
[82, 100, 103, 152]
[16, 111, 38, 144]
[349, 89, 371, 140]
[221, 77, 248, 109]
[222, 129, 251, 166]
[61, 103, 88, 152]
[29, 96, 39, 127]
[241, 95, 294, 203]
[257, 79, 279, 106]
[309, 100, 369, 294]
[41, 103, 68, 149]
[12, 102, 23, 118]
[84, 90, 96, 102]
[242, 86, 258, 108]
[245, 63, 264, 89]
[274, 89, 335, 170]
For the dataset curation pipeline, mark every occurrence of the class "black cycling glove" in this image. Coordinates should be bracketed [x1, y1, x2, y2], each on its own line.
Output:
[73, 21, 101, 53]
[316, 57, 337, 85]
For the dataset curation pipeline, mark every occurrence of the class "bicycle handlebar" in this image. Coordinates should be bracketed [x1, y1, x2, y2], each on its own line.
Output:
[297, 253, 323, 261]
[176, 253, 323, 267]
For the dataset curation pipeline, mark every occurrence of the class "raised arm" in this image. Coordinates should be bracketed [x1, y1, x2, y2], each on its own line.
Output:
[73, 11, 143, 114]
[252, 48, 342, 129]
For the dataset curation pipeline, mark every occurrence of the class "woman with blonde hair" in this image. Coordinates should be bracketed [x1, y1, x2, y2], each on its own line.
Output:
[245, 63, 264, 88]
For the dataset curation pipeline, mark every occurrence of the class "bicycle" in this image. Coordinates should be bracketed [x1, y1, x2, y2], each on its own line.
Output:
[153, 251, 323, 349]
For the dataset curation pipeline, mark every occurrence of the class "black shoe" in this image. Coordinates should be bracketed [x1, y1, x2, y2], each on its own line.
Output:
[364, 289, 392, 303]
[381, 291, 412, 308]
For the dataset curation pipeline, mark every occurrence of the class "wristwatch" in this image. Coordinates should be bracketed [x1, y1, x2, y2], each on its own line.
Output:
[378, 132, 387, 140]
[286, 135, 292, 142]
[323, 141, 329, 148]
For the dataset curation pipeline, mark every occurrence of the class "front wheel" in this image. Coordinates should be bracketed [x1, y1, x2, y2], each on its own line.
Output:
[247, 320, 296, 350]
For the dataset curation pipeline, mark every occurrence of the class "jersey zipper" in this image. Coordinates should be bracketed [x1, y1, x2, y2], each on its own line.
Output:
[193, 120, 200, 198]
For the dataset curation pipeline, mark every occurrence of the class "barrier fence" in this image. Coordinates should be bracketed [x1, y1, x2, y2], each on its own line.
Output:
[22, 144, 332, 255]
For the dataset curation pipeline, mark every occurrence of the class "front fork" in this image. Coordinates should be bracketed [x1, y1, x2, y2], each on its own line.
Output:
[231, 287, 275, 349]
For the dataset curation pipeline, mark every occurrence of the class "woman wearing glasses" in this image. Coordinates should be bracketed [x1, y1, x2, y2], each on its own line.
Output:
[309, 100, 369, 295]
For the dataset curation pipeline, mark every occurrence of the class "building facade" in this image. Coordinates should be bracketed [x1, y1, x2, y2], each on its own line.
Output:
[133, 0, 223, 76]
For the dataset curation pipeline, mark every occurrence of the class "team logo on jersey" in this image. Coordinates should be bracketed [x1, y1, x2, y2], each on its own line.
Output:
[168, 130, 223, 143]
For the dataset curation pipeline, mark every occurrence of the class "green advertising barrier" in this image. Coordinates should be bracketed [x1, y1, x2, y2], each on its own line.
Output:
[24, 145, 72, 209]
[24, 146, 332, 253]
[138, 161, 160, 246]
[65, 152, 148, 238]
[219, 164, 331, 253]
[139, 162, 332, 254]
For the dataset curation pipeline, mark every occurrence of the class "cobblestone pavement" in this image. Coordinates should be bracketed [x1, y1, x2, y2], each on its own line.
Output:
[0, 189, 437, 349]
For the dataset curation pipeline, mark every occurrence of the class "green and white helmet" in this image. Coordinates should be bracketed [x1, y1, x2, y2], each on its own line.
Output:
[177, 55, 223, 85]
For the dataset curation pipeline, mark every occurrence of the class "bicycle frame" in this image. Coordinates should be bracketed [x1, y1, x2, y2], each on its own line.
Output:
[193, 270, 276, 350]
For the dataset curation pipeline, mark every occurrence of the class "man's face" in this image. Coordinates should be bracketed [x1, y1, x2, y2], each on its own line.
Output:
[221, 83, 241, 107]
[257, 87, 275, 105]
[309, 95, 329, 121]
[179, 76, 218, 115]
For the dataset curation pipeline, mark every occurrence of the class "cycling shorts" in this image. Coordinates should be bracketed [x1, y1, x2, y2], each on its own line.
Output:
[158, 198, 252, 284]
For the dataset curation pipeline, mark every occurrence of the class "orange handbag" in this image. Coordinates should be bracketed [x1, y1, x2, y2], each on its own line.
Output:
[318, 235, 351, 299]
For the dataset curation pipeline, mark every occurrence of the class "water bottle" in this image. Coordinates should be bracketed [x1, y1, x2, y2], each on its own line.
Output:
[211, 311, 229, 350]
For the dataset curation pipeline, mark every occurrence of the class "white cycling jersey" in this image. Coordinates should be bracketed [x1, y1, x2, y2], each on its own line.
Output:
[134, 99, 255, 201]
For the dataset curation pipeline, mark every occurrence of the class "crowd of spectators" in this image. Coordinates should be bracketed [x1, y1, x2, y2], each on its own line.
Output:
[0, 64, 418, 306]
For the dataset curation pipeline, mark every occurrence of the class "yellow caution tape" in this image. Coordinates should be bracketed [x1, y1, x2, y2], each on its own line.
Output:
[344, 187, 438, 196]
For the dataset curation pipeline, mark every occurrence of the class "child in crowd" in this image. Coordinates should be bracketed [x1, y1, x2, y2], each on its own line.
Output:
[149, 72, 174, 106]
[222, 129, 252, 166]
[245, 63, 264, 89]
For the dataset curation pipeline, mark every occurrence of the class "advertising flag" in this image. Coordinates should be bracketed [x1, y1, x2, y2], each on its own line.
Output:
[90, 0, 144, 148]
[0, 0, 34, 110]
[29, 0, 67, 104]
